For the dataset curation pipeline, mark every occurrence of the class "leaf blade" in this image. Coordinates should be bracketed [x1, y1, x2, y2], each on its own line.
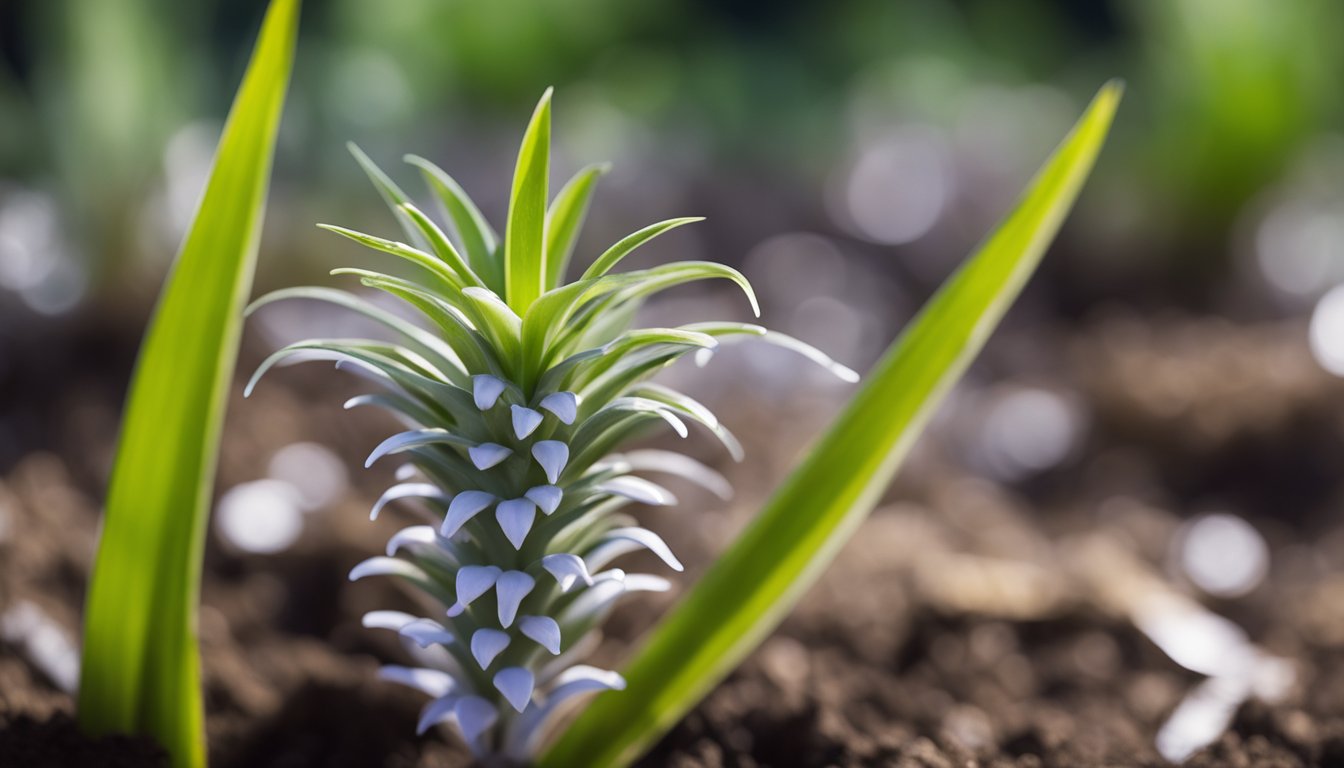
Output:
[539, 80, 1122, 768]
[76, 2, 300, 766]
[405, 154, 503, 291]
[545, 162, 608, 289]
[504, 88, 553, 313]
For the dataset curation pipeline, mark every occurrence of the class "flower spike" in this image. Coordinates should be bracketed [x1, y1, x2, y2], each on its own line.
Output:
[251, 89, 854, 759]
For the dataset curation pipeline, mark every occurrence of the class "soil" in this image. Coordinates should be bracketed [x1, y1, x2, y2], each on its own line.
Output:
[5, 309, 1344, 767]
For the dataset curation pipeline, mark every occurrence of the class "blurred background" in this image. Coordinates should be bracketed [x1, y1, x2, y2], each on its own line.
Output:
[3, 0, 1344, 765]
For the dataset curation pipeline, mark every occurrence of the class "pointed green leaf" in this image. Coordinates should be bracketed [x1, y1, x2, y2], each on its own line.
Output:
[461, 286, 523, 370]
[579, 217, 704, 281]
[540, 80, 1122, 768]
[685, 322, 860, 383]
[398, 203, 483, 287]
[545, 162, 608, 288]
[76, 2, 300, 766]
[246, 286, 469, 385]
[348, 142, 430, 252]
[504, 88, 553, 313]
[317, 223, 464, 290]
[406, 154, 503, 292]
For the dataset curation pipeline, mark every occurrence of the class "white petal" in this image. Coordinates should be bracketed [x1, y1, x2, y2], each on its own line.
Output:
[493, 667, 535, 712]
[379, 665, 456, 698]
[503, 665, 623, 757]
[541, 553, 593, 591]
[385, 525, 437, 557]
[495, 498, 537, 550]
[395, 464, 420, 482]
[472, 374, 507, 410]
[454, 696, 498, 743]
[469, 442, 512, 470]
[441, 491, 496, 538]
[370, 483, 448, 521]
[525, 485, 563, 515]
[538, 391, 578, 424]
[531, 440, 569, 484]
[511, 406, 544, 440]
[595, 476, 677, 506]
[361, 610, 417, 631]
[470, 628, 511, 669]
[495, 571, 536, 628]
[600, 527, 684, 571]
[518, 615, 562, 655]
[416, 694, 460, 735]
[399, 618, 455, 648]
[455, 565, 502, 607]
[349, 556, 424, 582]
[694, 347, 715, 367]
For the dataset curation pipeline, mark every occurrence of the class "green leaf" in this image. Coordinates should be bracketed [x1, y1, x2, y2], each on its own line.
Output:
[578, 217, 704, 281]
[540, 80, 1122, 768]
[317, 223, 465, 290]
[686, 322, 860, 383]
[461, 286, 523, 372]
[545, 162, 608, 289]
[398, 203, 482, 287]
[245, 287, 469, 386]
[405, 154, 503, 292]
[504, 87, 553, 313]
[76, 2, 300, 766]
[348, 142, 429, 252]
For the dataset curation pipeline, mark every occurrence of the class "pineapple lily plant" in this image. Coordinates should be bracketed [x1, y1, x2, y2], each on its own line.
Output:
[246, 89, 858, 758]
[74, 3, 1120, 763]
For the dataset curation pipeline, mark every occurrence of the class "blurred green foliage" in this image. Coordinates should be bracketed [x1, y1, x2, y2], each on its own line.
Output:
[0, 0, 1339, 305]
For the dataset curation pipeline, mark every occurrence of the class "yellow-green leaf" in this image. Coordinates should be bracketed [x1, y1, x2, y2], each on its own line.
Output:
[76, 2, 300, 766]
[504, 88, 553, 313]
[540, 80, 1122, 768]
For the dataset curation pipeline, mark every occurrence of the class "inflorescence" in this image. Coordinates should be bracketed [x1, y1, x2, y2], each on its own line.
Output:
[246, 90, 856, 759]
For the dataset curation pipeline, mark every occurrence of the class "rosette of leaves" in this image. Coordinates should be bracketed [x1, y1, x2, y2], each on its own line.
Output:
[247, 89, 855, 759]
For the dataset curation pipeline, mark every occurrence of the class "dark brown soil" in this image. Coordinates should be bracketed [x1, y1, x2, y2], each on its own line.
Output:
[5, 312, 1344, 767]
[0, 714, 167, 767]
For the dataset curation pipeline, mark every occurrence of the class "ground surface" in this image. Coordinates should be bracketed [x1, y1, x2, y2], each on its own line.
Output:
[4, 310, 1344, 767]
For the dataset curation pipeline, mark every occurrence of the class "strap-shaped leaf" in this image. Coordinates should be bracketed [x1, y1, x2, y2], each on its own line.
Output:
[504, 88, 553, 313]
[406, 153, 504, 292]
[566, 399, 691, 478]
[247, 338, 480, 432]
[399, 203, 482, 287]
[76, 3, 299, 766]
[548, 261, 759, 360]
[318, 223, 464, 290]
[461, 286, 523, 369]
[579, 217, 704, 281]
[575, 341, 718, 410]
[629, 383, 743, 461]
[247, 286, 468, 384]
[545, 162, 608, 289]
[518, 276, 608, 392]
[566, 329, 718, 395]
[686, 322, 860, 383]
[348, 142, 430, 252]
[330, 269, 502, 377]
[541, 81, 1122, 768]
